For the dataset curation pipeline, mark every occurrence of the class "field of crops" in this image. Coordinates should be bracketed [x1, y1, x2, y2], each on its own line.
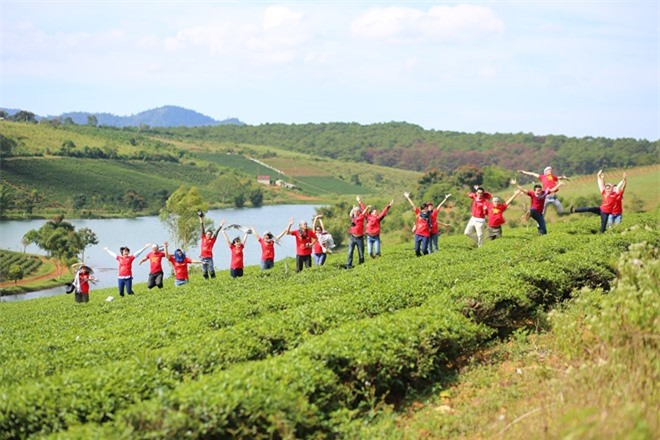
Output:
[0, 211, 657, 439]
[0, 250, 42, 283]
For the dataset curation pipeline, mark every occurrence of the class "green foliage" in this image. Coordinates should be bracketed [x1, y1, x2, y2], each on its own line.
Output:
[159, 186, 207, 249]
[0, 250, 42, 284]
[0, 211, 657, 438]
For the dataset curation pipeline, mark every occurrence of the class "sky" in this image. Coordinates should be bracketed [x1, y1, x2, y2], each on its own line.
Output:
[1, 1, 658, 140]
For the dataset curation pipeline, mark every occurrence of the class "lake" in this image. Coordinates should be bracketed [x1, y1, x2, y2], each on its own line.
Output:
[0, 204, 320, 301]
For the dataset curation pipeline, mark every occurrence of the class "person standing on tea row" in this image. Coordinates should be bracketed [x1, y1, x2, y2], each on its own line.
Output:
[104, 243, 150, 296]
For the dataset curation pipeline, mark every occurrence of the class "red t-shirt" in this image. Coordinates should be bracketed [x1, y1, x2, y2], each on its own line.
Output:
[168, 255, 192, 280]
[526, 190, 548, 212]
[429, 208, 440, 234]
[600, 190, 621, 214]
[290, 229, 317, 256]
[116, 255, 136, 277]
[467, 192, 492, 218]
[200, 235, 217, 258]
[611, 188, 625, 215]
[78, 272, 90, 294]
[146, 251, 165, 273]
[539, 174, 560, 192]
[365, 205, 390, 236]
[414, 208, 431, 237]
[486, 202, 508, 227]
[258, 237, 275, 260]
[348, 212, 366, 236]
[229, 243, 244, 269]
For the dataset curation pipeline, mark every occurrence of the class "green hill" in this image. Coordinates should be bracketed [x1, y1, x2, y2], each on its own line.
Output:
[0, 211, 657, 438]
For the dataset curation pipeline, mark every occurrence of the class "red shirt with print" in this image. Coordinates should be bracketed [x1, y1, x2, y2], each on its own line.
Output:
[486, 202, 508, 227]
[526, 190, 548, 212]
[414, 208, 431, 237]
[539, 174, 560, 192]
[116, 255, 136, 277]
[290, 229, 317, 256]
[146, 251, 165, 273]
[348, 212, 366, 236]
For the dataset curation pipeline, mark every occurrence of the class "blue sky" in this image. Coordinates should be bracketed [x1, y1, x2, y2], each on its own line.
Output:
[2, 1, 658, 140]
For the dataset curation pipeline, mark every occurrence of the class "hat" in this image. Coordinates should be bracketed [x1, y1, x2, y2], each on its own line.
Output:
[492, 197, 501, 203]
[543, 166, 552, 174]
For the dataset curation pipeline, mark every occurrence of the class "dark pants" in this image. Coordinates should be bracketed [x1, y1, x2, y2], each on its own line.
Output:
[574, 207, 610, 233]
[230, 268, 244, 278]
[346, 235, 365, 268]
[529, 209, 547, 235]
[147, 272, 164, 289]
[296, 255, 312, 272]
[118, 277, 134, 296]
[414, 234, 429, 256]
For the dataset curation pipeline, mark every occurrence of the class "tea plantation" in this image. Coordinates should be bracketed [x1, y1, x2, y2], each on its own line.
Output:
[0, 212, 658, 439]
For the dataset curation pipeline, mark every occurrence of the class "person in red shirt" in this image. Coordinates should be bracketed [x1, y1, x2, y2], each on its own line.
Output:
[252, 227, 288, 271]
[427, 194, 452, 253]
[164, 242, 201, 286]
[138, 243, 167, 289]
[346, 198, 370, 269]
[285, 217, 318, 272]
[515, 179, 564, 235]
[104, 243, 149, 296]
[404, 191, 432, 256]
[484, 190, 522, 240]
[518, 166, 569, 214]
[463, 186, 492, 248]
[570, 170, 626, 233]
[70, 263, 96, 303]
[199, 214, 225, 280]
[358, 196, 394, 258]
[222, 228, 249, 278]
[312, 215, 335, 266]
[608, 172, 627, 227]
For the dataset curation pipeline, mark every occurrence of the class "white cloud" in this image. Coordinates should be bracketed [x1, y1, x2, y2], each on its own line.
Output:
[351, 4, 504, 43]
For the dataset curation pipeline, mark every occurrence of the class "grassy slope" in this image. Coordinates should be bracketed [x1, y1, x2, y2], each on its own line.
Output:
[0, 211, 657, 438]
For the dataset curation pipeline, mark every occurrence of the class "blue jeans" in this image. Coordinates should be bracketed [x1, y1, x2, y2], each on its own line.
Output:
[428, 233, 439, 253]
[314, 252, 327, 266]
[261, 259, 274, 270]
[529, 209, 547, 235]
[117, 277, 133, 296]
[201, 257, 215, 278]
[346, 235, 365, 268]
[414, 234, 429, 256]
[366, 235, 381, 257]
[608, 214, 622, 227]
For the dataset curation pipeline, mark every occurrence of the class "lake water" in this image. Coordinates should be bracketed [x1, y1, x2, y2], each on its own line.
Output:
[0, 204, 320, 301]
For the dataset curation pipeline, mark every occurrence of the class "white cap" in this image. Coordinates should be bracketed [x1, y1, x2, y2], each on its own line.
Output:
[543, 166, 552, 174]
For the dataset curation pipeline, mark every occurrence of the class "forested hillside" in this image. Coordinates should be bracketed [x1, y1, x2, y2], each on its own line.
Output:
[155, 122, 659, 175]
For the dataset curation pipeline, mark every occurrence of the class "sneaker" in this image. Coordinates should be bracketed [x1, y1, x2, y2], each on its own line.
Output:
[570, 206, 575, 213]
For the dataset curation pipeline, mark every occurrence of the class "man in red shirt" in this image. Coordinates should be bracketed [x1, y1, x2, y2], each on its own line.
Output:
[464, 186, 492, 247]
[346, 199, 369, 268]
[285, 217, 318, 272]
[199, 215, 225, 280]
[139, 243, 167, 289]
[516, 180, 564, 235]
[358, 196, 394, 258]
[404, 191, 432, 256]
[518, 166, 569, 215]
[484, 190, 522, 240]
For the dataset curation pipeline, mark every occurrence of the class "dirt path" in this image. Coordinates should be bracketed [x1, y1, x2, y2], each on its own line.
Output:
[0, 258, 64, 288]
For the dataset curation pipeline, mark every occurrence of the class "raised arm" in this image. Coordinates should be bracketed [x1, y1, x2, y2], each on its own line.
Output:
[240, 231, 249, 245]
[163, 242, 170, 259]
[403, 192, 416, 210]
[356, 195, 366, 211]
[548, 181, 565, 194]
[517, 169, 540, 179]
[285, 217, 294, 235]
[434, 194, 452, 210]
[132, 243, 150, 258]
[505, 189, 522, 206]
[597, 170, 605, 192]
[221, 229, 232, 246]
[103, 247, 118, 258]
[250, 226, 261, 241]
[213, 219, 226, 238]
[616, 172, 627, 193]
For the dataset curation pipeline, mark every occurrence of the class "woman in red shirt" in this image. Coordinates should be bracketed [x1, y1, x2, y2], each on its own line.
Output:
[222, 228, 249, 278]
[571, 170, 626, 233]
[358, 197, 394, 258]
[70, 263, 96, 303]
[252, 227, 288, 271]
[104, 243, 149, 296]
[484, 190, 522, 240]
[404, 192, 433, 256]
[164, 242, 201, 286]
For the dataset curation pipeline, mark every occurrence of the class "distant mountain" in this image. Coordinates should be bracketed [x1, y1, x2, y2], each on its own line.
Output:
[1, 105, 245, 128]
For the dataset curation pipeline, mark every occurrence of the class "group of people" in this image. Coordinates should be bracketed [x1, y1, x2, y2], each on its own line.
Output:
[68, 166, 629, 302]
